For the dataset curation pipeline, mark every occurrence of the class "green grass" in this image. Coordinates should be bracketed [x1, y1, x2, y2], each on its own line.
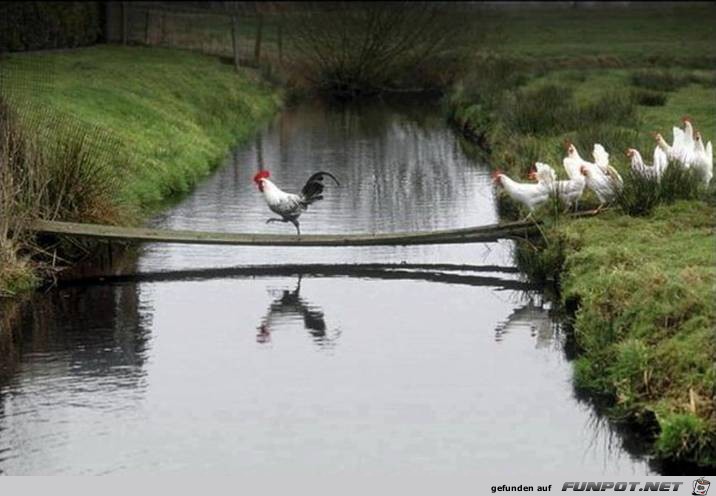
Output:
[560, 202, 716, 467]
[0, 45, 281, 211]
[477, 4, 716, 63]
[0, 45, 281, 295]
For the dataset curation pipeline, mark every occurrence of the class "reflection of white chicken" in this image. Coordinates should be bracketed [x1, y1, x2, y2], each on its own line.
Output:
[494, 298, 555, 348]
[626, 147, 668, 182]
[692, 131, 713, 186]
[532, 162, 585, 211]
[492, 170, 550, 220]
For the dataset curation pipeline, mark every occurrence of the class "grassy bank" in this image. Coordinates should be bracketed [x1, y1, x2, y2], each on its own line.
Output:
[447, 4, 715, 468]
[0, 45, 281, 294]
[559, 202, 715, 467]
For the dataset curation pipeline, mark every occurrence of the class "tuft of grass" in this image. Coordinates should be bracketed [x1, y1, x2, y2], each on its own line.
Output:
[613, 160, 705, 217]
[614, 169, 662, 217]
[0, 98, 128, 294]
[499, 84, 573, 136]
[658, 162, 704, 204]
[656, 414, 716, 468]
[631, 69, 688, 92]
[632, 89, 667, 107]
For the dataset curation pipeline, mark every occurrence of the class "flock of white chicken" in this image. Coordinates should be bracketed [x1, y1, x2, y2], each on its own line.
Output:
[492, 117, 713, 219]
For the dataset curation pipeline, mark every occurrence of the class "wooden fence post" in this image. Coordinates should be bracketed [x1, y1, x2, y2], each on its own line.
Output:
[277, 16, 283, 64]
[144, 10, 151, 45]
[254, 13, 264, 65]
[122, 1, 128, 44]
[231, 15, 240, 71]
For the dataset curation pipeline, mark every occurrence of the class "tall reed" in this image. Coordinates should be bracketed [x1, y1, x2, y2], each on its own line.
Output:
[0, 98, 127, 293]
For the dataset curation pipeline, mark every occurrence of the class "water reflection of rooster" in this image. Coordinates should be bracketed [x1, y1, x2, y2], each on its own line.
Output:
[256, 276, 338, 347]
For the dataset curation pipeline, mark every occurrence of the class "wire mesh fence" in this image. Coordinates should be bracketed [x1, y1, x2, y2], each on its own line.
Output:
[122, 2, 288, 69]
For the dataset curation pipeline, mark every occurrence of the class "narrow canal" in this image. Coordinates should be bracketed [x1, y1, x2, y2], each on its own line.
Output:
[0, 98, 656, 475]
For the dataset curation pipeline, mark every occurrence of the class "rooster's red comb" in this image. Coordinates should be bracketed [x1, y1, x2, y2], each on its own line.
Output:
[253, 170, 270, 182]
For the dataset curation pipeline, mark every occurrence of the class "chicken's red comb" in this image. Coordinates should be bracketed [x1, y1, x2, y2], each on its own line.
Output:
[491, 169, 502, 179]
[253, 170, 270, 182]
[681, 115, 692, 123]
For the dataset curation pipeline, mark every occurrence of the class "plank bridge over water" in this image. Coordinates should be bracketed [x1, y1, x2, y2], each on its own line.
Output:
[30, 218, 550, 247]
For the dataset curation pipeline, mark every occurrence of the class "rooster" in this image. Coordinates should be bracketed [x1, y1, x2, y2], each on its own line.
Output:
[253, 170, 340, 235]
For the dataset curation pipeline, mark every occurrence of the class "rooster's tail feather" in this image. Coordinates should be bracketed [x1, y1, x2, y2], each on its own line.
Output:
[301, 171, 340, 204]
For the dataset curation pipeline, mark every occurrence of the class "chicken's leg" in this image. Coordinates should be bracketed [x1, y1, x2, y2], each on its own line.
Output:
[266, 218, 286, 224]
[290, 219, 301, 236]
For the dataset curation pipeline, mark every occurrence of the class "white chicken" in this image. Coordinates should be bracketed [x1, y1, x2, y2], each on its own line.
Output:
[492, 170, 550, 220]
[254, 170, 340, 235]
[564, 141, 623, 188]
[654, 116, 696, 168]
[626, 147, 668, 182]
[532, 162, 586, 212]
[579, 164, 621, 210]
[691, 131, 713, 186]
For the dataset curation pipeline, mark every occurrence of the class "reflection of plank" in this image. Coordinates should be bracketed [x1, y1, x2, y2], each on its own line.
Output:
[31, 219, 541, 246]
[56, 264, 541, 292]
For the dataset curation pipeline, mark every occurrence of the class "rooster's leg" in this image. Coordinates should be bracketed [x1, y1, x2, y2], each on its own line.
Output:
[290, 219, 301, 236]
[266, 217, 286, 224]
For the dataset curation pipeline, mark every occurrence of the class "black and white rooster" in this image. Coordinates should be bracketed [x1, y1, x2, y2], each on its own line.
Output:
[253, 169, 340, 235]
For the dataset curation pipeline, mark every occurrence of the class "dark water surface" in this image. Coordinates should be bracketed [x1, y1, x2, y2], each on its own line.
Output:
[0, 99, 655, 475]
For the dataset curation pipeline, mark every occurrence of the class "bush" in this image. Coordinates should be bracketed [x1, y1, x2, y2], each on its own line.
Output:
[614, 169, 661, 217]
[632, 89, 667, 107]
[455, 55, 527, 109]
[658, 161, 703, 204]
[0, 2, 101, 52]
[656, 414, 716, 467]
[631, 69, 687, 92]
[499, 84, 573, 136]
[580, 91, 638, 128]
[285, 3, 475, 97]
[0, 98, 125, 293]
[615, 161, 704, 217]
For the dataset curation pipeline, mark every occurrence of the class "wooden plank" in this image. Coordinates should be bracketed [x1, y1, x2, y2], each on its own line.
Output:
[30, 219, 540, 247]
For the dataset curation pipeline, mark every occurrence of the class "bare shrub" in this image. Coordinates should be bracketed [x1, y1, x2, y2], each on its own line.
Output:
[285, 2, 475, 97]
